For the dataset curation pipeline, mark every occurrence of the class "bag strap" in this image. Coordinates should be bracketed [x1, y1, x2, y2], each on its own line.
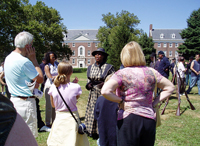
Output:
[150, 68, 157, 100]
[56, 87, 79, 124]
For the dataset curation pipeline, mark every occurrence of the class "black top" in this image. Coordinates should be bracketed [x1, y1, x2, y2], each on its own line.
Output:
[94, 96, 118, 146]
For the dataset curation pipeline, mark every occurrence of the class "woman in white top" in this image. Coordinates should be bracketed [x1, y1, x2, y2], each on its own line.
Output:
[44, 51, 59, 127]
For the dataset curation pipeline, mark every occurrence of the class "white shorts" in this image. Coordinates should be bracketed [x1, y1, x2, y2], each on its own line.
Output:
[10, 97, 38, 138]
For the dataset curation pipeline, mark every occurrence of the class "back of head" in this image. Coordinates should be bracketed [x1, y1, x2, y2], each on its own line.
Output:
[120, 41, 146, 67]
[54, 61, 73, 87]
[14, 31, 33, 48]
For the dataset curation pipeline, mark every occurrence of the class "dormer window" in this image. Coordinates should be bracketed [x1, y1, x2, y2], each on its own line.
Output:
[172, 33, 175, 39]
[160, 33, 164, 39]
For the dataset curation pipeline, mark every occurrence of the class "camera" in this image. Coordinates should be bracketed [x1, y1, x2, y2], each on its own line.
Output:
[78, 123, 87, 135]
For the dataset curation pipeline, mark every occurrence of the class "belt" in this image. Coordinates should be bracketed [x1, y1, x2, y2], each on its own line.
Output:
[18, 96, 35, 100]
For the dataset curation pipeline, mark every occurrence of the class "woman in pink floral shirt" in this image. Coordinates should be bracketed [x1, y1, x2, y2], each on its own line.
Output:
[101, 41, 175, 146]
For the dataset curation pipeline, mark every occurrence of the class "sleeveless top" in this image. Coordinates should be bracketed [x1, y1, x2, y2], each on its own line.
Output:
[191, 60, 200, 77]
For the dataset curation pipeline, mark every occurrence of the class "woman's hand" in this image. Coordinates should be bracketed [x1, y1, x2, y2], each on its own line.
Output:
[72, 76, 78, 83]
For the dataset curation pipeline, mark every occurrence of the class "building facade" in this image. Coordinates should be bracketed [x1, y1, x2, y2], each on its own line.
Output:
[149, 24, 184, 60]
[63, 29, 100, 68]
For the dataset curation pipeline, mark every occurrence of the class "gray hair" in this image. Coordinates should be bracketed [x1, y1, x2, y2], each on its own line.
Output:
[14, 31, 33, 48]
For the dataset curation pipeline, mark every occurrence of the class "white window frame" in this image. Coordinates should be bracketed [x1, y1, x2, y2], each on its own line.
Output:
[175, 51, 178, 57]
[72, 43, 75, 47]
[72, 50, 75, 56]
[72, 59, 75, 64]
[88, 43, 91, 47]
[88, 50, 91, 56]
[169, 51, 172, 57]
[158, 43, 161, 47]
[175, 43, 179, 48]
[172, 33, 176, 39]
[87, 59, 91, 64]
[78, 46, 85, 56]
[164, 51, 167, 56]
[95, 43, 98, 47]
[160, 33, 164, 39]
[163, 43, 167, 48]
[169, 43, 172, 48]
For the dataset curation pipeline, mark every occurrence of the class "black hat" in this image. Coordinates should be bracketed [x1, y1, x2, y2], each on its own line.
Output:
[150, 52, 156, 58]
[92, 48, 108, 56]
[189, 56, 194, 60]
[158, 51, 165, 55]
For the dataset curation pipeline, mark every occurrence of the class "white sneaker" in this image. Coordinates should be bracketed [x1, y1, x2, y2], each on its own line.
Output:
[39, 126, 51, 132]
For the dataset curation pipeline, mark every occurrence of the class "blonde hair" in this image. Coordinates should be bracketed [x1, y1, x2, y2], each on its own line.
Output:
[54, 61, 73, 87]
[120, 41, 146, 67]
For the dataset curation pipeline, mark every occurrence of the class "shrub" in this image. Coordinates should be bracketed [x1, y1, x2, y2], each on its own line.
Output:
[73, 68, 87, 73]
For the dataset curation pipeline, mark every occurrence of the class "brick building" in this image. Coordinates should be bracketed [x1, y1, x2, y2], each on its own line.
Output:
[63, 29, 100, 68]
[149, 24, 184, 60]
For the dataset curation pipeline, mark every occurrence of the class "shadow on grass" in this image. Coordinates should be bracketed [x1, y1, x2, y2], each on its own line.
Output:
[180, 106, 190, 115]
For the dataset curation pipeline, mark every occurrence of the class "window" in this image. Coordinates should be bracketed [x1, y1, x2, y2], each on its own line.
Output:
[164, 51, 167, 56]
[169, 43, 172, 48]
[72, 50, 75, 56]
[175, 43, 179, 47]
[80, 47, 83, 55]
[88, 50, 91, 56]
[78, 46, 85, 56]
[158, 43, 161, 47]
[175, 51, 178, 57]
[163, 43, 167, 47]
[95, 43, 98, 47]
[88, 43, 91, 47]
[72, 59, 75, 64]
[172, 33, 176, 39]
[160, 33, 164, 38]
[169, 51, 172, 56]
[72, 43, 75, 47]
[88, 59, 91, 64]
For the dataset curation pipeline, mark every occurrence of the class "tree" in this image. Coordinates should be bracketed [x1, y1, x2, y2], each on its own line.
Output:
[138, 33, 156, 65]
[96, 10, 140, 70]
[0, 0, 25, 61]
[178, 8, 200, 59]
[0, 0, 72, 63]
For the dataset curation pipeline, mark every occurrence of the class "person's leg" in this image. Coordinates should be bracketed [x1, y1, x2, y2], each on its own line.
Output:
[10, 97, 38, 138]
[189, 74, 191, 86]
[185, 73, 189, 85]
[187, 76, 197, 94]
[45, 88, 52, 126]
[197, 75, 200, 95]
[4, 113, 38, 146]
[117, 114, 143, 146]
[140, 117, 156, 146]
[35, 98, 45, 129]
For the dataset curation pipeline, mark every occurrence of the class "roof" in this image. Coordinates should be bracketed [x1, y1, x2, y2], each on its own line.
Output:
[152, 29, 183, 40]
[63, 29, 98, 40]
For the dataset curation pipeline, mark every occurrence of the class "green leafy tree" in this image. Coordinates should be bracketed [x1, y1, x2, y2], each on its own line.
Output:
[0, 0, 72, 63]
[138, 33, 156, 65]
[97, 10, 140, 70]
[0, 0, 25, 62]
[178, 8, 200, 59]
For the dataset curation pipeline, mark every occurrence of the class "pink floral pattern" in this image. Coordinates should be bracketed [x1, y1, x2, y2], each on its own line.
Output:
[111, 66, 163, 120]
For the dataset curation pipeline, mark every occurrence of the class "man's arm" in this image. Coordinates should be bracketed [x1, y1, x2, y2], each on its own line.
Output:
[26, 46, 43, 83]
[163, 57, 170, 71]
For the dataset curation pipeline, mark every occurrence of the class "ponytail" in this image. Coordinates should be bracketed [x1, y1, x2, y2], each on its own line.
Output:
[54, 74, 67, 87]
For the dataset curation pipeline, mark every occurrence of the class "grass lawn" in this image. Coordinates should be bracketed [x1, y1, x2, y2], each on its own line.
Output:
[36, 72, 200, 146]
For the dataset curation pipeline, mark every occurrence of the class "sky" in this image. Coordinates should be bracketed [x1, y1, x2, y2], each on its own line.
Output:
[29, 0, 200, 34]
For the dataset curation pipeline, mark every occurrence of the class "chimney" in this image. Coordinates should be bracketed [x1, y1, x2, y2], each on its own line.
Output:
[149, 24, 153, 38]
